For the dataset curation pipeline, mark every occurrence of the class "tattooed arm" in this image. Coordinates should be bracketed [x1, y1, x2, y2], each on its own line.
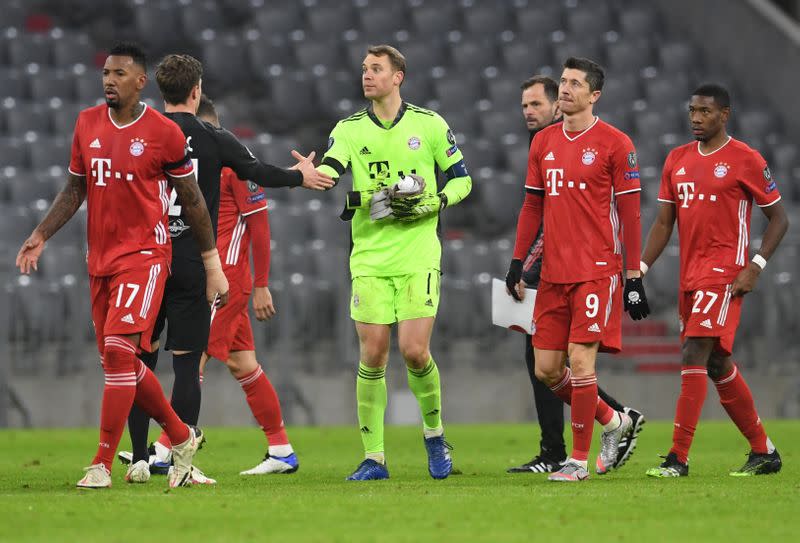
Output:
[17, 173, 87, 273]
[170, 173, 230, 306]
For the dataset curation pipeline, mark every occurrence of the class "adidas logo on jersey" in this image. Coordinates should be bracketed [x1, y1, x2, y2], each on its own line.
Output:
[676, 167, 686, 176]
[90, 138, 101, 149]
[544, 151, 555, 161]
[588, 323, 601, 333]
[121, 313, 135, 324]
[359, 146, 371, 155]
[700, 319, 713, 329]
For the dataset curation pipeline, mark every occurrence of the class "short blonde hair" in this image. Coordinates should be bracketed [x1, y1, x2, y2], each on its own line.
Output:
[366, 44, 406, 74]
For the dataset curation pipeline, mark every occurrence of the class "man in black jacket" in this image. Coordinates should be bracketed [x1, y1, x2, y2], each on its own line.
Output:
[506, 76, 645, 473]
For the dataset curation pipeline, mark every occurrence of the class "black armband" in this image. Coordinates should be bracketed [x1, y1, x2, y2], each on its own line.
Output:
[445, 159, 468, 180]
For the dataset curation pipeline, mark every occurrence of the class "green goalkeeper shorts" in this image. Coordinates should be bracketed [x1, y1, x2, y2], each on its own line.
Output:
[350, 269, 441, 324]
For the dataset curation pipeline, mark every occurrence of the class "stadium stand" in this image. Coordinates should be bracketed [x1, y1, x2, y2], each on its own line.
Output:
[0, 0, 797, 395]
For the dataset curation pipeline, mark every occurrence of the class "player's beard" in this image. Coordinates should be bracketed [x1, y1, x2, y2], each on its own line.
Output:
[105, 97, 120, 109]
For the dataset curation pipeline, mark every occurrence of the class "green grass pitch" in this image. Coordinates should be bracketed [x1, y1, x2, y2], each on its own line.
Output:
[1, 421, 798, 542]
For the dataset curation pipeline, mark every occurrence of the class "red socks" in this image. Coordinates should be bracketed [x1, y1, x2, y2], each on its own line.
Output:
[713, 364, 769, 454]
[238, 365, 289, 446]
[548, 368, 616, 461]
[133, 360, 189, 447]
[669, 366, 708, 464]
[93, 337, 138, 470]
[570, 374, 599, 461]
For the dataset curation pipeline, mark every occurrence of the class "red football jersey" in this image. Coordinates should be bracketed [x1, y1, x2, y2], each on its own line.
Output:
[68, 103, 194, 276]
[218, 167, 268, 291]
[657, 137, 781, 291]
[525, 118, 641, 283]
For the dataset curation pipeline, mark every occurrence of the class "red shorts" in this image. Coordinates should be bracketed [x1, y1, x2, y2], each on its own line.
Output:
[206, 288, 255, 361]
[533, 275, 622, 353]
[90, 262, 168, 355]
[679, 284, 742, 356]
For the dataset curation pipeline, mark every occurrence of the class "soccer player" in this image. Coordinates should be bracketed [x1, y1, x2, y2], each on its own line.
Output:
[506, 57, 650, 482]
[642, 84, 788, 478]
[121, 54, 330, 483]
[506, 75, 644, 474]
[15, 43, 217, 489]
[316, 45, 472, 480]
[191, 96, 297, 475]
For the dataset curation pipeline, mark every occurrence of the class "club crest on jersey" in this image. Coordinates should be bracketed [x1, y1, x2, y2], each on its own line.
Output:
[581, 148, 598, 165]
[129, 138, 146, 156]
[714, 162, 730, 178]
[408, 136, 421, 150]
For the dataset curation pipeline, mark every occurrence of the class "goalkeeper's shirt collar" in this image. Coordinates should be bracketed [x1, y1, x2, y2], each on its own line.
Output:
[366, 101, 408, 130]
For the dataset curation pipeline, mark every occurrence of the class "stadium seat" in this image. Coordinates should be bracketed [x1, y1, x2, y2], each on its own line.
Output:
[552, 36, 604, 68]
[433, 74, 482, 110]
[179, 0, 225, 38]
[436, 106, 479, 137]
[0, 137, 29, 169]
[658, 42, 694, 75]
[566, 8, 611, 37]
[458, 137, 501, 170]
[51, 102, 83, 136]
[400, 74, 434, 108]
[253, 0, 305, 35]
[306, 3, 356, 36]
[7, 33, 53, 66]
[479, 109, 519, 142]
[486, 76, 523, 109]
[736, 110, 775, 143]
[0, 68, 26, 100]
[28, 67, 75, 102]
[598, 72, 640, 112]
[358, 2, 409, 38]
[449, 36, 500, 71]
[635, 109, 682, 139]
[514, 5, 564, 37]
[619, 6, 660, 37]
[51, 33, 95, 68]
[4, 102, 51, 135]
[644, 74, 689, 108]
[500, 39, 551, 75]
[133, 1, 181, 53]
[201, 32, 250, 93]
[482, 170, 524, 234]
[6, 172, 55, 206]
[0, 204, 34, 247]
[462, 2, 512, 37]
[293, 38, 346, 72]
[400, 39, 448, 73]
[605, 38, 656, 76]
[502, 142, 530, 180]
[409, 1, 460, 35]
[314, 70, 361, 117]
[28, 136, 69, 171]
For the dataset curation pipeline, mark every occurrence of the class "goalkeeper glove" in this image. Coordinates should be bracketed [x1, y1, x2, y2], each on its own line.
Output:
[623, 277, 650, 320]
[505, 259, 523, 301]
[391, 192, 447, 222]
[339, 188, 392, 221]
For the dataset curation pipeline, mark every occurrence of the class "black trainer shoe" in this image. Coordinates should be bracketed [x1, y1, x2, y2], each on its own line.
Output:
[730, 449, 782, 476]
[507, 455, 565, 473]
[646, 452, 689, 478]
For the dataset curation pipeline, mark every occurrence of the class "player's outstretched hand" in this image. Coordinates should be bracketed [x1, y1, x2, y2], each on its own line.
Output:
[16, 230, 45, 274]
[505, 259, 523, 302]
[730, 262, 761, 297]
[253, 286, 276, 321]
[624, 276, 650, 320]
[290, 149, 335, 191]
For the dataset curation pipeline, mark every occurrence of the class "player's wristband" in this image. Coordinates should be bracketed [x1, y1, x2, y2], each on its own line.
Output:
[201, 248, 222, 271]
[640, 261, 649, 275]
[751, 254, 767, 270]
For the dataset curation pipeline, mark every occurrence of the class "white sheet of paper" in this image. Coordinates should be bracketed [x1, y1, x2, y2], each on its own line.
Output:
[491, 278, 536, 334]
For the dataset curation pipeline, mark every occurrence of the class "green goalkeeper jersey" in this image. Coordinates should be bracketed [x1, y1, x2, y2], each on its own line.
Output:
[319, 102, 472, 278]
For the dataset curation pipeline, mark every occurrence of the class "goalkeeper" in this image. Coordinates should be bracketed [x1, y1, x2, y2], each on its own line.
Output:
[316, 44, 471, 481]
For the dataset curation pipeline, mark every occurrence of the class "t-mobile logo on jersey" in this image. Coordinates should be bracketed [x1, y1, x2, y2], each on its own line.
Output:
[677, 181, 695, 208]
[546, 168, 564, 196]
[91, 158, 133, 186]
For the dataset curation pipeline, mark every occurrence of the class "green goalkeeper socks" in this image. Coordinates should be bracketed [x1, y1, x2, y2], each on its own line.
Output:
[407, 357, 442, 432]
[356, 362, 387, 461]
